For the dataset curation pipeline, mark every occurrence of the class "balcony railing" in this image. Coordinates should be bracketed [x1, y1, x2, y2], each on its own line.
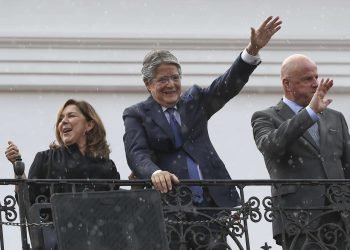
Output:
[1, 176, 350, 250]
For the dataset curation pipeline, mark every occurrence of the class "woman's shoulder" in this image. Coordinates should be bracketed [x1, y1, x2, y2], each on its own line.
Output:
[31, 146, 72, 169]
[35, 146, 65, 157]
[33, 148, 52, 160]
[28, 148, 57, 178]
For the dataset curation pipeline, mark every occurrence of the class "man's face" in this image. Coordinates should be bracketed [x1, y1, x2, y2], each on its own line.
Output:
[146, 64, 181, 107]
[284, 59, 319, 107]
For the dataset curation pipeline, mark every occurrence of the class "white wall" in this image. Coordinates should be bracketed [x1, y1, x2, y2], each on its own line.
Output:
[0, 1, 349, 249]
[0, 0, 350, 39]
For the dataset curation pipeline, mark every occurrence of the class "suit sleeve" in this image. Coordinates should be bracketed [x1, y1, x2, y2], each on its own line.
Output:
[123, 107, 160, 179]
[251, 108, 315, 158]
[340, 113, 350, 178]
[201, 54, 258, 118]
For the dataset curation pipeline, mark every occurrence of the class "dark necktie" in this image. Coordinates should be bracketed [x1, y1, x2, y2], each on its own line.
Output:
[166, 108, 182, 148]
[166, 108, 203, 203]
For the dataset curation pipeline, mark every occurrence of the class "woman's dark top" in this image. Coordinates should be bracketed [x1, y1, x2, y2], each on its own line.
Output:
[28, 144, 120, 205]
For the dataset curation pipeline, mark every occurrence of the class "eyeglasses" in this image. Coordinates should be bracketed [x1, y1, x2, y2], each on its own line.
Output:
[152, 75, 181, 84]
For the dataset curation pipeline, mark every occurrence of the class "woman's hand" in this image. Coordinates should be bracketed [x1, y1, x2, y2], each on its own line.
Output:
[5, 141, 21, 164]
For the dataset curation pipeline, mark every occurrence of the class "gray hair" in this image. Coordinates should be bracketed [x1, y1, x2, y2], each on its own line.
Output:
[141, 49, 182, 83]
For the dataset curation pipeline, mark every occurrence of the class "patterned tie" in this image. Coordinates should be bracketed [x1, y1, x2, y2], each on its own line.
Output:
[166, 108, 203, 203]
[308, 122, 320, 147]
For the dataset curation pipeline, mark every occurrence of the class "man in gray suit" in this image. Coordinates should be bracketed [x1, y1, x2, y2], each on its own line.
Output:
[251, 54, 350, 249]
[123, 16, 281, 249]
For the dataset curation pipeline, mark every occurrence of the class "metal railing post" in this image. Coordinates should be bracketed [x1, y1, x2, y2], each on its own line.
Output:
[14, 158, 30, 250]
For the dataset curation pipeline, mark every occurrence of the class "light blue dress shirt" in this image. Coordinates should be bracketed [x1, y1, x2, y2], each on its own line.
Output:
[282, 97, 319, 122]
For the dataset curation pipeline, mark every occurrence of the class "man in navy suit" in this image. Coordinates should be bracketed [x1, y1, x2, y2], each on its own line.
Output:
[123, 16, 282, 249]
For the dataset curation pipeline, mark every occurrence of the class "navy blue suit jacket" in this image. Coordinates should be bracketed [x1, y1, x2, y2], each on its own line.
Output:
[123, 54, 258, 207]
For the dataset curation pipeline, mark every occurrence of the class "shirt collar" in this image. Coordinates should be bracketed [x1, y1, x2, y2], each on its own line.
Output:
[282, 96, 303, 114]
[161, 105, 177, 112]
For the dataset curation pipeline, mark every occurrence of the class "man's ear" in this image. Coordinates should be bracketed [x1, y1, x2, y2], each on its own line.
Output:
[145, 81, 152, 93]
[282, 78, 291, 92]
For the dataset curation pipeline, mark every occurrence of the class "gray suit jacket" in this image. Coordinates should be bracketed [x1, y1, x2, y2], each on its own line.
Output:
[123, 54, 257, 207]
[251, 99, 350, 237]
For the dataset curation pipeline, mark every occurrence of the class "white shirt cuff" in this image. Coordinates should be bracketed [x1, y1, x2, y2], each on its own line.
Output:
[242, 49, 261, 65]
[151, 170, 162, 176]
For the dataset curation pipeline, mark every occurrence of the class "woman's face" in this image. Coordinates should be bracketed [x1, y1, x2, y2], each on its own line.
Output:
[57, 104, 93, 149]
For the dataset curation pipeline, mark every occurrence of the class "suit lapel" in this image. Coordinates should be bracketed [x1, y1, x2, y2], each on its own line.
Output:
[276, 100, 320, 152]
[143, 96, 175, 141]
[317, 110, 340, 178]
[318, 112, 327, 151]
[275, 99, 295, 120]
[176, 99, 190, 141]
